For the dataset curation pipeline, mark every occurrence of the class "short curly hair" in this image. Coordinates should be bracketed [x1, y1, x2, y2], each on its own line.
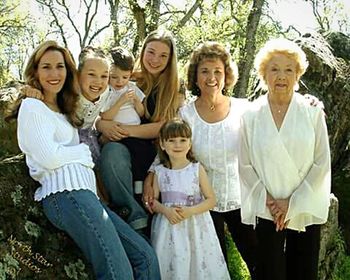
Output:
[254, 38, 309, 90]
[186, 41, 238, 96]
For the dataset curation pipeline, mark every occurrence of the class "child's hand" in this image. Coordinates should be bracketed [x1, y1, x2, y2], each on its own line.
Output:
[175, 206, 193, 220]
[119, 90, 136, 105]
[21, 85, 44, 100]
[127, 90, 137, 104]
[164, 207, 183, 225]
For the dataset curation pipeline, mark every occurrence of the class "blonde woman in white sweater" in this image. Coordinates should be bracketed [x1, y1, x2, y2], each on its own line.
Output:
[12, 40, 160, 280]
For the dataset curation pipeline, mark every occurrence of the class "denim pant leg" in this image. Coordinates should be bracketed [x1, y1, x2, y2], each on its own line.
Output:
[99, 142, 148, 230]
[103, 204, 160, 280]
[42, 190, 133, 280]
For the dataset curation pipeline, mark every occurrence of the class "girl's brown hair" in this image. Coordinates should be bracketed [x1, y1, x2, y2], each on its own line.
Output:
[133, 29, 179, 122]
[6, 40, 81, 127]
[158, 118, 196, 169]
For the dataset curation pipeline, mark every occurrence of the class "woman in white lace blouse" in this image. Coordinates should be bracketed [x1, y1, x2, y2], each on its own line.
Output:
[180, 42, 258, 278]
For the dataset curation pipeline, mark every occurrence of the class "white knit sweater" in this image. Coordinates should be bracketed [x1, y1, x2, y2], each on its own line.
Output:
[17, 98, 97, 201]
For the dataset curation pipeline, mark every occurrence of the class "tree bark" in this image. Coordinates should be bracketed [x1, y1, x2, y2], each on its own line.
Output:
[177, 0, 203, 29]
[108, 0, 121, 46]
[128, 0, 146, 54]
[235, 0, 265, 98]
[148, 0, 160, 33]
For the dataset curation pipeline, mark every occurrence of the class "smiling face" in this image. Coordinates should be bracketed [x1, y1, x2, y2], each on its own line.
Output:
[109, 65, 132, 90]
[265, 53, 298, 96]
[142, 41, 170, 77]
[79, 57, 109, 102]
[160, 136, 192, 162]
[196, 58, 225, 96]
[36, 50, 67, 96]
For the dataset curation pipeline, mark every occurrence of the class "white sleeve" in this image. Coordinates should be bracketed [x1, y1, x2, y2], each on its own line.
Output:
[18, 107, 94, 170]
[286, 109, 331, 222]
[238, 115, 267, 226]
[133, 84, 145, 102]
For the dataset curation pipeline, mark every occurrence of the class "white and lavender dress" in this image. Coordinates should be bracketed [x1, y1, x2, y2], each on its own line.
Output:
[151, 162, 230, 280]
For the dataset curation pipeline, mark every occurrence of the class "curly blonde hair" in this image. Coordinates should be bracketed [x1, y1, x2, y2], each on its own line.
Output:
[186, 41, 238, 96]
[254, 38, 309, 90]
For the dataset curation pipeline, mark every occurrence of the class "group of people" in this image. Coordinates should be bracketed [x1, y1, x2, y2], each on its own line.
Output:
[8, 27, 331, 280]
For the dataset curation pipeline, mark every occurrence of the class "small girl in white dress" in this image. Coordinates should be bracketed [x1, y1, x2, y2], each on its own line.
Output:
[150, 118, 230, 280]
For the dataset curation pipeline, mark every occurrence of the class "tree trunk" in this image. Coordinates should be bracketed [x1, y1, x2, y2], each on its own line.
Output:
[128, 0, 147, 54]
[235, 0, 265, 98]
[108, 0, 121, 46]
[148, 0, 160, 33]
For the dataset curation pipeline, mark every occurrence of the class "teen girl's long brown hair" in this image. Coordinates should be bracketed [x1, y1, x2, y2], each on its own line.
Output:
[133, 30, 179, 122]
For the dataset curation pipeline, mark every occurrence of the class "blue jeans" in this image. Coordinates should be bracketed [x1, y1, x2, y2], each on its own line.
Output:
[42, 190, 160, 280]
[99, 142, 148, 230]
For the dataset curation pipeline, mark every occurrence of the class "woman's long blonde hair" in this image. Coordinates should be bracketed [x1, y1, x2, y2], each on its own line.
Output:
[133, 30, 179, 122]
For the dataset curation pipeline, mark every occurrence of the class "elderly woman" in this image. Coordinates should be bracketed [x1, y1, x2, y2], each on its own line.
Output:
[239, 38, 331, 280]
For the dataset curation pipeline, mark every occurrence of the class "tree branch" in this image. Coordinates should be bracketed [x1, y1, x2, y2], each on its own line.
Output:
[177, 0, 203, 28]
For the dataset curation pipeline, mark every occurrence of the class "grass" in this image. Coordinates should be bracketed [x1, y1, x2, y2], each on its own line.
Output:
[226, 233, 251, 280]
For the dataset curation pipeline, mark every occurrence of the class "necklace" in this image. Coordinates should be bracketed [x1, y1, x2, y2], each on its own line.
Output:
[209, 104, 216, 111]
[268, 97, 289, 115]
[272, 103, 288, 114]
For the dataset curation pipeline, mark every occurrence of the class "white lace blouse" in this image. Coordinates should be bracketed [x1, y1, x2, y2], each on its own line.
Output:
[179, 97, 250, 212]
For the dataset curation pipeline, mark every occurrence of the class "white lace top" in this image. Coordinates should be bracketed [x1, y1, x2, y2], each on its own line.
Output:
[179, 97, 250, 212]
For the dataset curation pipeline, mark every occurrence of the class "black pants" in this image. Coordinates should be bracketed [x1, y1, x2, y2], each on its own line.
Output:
[210, 209, 258, 280]
[256, 218, 320, 280]
[120, 137, 156, 181]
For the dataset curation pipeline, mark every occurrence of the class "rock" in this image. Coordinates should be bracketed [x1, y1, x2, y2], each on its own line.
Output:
[296, 32, 350, 172]
[296, 32, 350, 256]
[319, 194, 343, 280]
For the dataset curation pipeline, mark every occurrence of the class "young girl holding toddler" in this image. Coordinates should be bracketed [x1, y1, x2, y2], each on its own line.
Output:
[150, 118, 230, 280]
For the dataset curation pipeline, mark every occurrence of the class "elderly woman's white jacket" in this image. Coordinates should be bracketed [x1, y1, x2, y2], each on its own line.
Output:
[239, 92, 331, 231]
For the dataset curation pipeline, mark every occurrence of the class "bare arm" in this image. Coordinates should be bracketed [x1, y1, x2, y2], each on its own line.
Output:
[100, 98, 125, 121]
[95, 118, 129, 141]
[134, 97, 145, 117]
[143, 172, 155, 213]
[121, 121, 164, 139]
[21, 85, 44, 100]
